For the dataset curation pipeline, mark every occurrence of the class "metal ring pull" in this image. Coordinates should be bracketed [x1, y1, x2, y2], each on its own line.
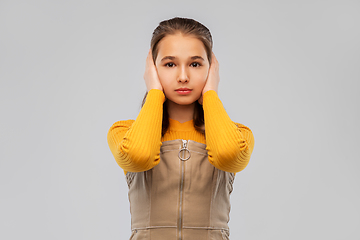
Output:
[178, 148, 191, 161]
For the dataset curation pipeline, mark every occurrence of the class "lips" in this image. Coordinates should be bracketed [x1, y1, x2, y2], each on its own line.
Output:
[175, 88, 192, 95]
[176, 88, 192, 91]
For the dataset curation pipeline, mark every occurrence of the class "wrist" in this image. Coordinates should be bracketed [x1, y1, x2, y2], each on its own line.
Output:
[151, 87, 163, 91]
[202, 88, 218, 95]
[148, 88, 166, 102]
[148, 86, 163, 92]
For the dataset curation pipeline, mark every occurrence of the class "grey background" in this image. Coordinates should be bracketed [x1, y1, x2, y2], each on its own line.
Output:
[1, 0, 359, 239]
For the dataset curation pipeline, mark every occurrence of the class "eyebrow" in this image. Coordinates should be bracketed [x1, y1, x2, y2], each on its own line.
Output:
[160, 56, 205, 62]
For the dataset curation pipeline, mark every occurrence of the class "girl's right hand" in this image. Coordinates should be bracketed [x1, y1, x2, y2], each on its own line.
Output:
[143, 49, 163, 92]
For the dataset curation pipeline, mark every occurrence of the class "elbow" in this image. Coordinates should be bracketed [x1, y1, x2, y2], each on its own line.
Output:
[209, 123, 255, 173]
[233, 153, 251, 173]
[115, 145, 160, 172]
[212, 144, 253, 173]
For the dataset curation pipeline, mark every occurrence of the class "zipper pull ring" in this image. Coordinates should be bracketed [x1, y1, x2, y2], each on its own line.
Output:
[179, 140, 191, 161]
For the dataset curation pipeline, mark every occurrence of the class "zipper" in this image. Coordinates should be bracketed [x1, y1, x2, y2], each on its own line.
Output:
[178, 139, 188, 240]
[182, 139, 188, 148]
[178, 139, 190, 161]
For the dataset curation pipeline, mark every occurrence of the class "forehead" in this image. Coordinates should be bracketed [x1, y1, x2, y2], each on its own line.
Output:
[157, 33, 207, 58]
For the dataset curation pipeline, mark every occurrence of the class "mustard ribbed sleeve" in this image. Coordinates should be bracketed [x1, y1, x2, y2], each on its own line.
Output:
[107, 89, 254, 174]
[107, 89, 165, 173]
[202, 90, 255, 173]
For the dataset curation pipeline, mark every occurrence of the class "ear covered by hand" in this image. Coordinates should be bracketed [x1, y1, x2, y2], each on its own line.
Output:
[198, 52, 220, 105]
[144, 49, 163, 92]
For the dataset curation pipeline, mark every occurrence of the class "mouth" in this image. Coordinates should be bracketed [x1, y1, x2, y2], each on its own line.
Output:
[175, 88, 192, 95]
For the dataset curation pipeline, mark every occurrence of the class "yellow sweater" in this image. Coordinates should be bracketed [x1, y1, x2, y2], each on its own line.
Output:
[107, 89, 254, 174]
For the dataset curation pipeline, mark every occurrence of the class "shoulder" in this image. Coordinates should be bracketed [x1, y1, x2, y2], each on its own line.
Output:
[109, 119, 135, 130]
[232, 121, 255, 144]
[232, 121, 254, 135]
[232, 121, 250, 129]
[107, 120, 135, 141]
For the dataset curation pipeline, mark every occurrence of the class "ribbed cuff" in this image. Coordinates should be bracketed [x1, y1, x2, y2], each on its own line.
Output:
[203, 90, 217, 99]
[203, 90, 232, 122]
[147, 89, 165, 103]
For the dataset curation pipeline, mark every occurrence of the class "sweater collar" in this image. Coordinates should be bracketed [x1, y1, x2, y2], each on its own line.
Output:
[168, 118, 195, 131]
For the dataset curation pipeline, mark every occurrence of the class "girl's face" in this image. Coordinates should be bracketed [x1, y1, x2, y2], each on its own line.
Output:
[155, 33, 210, 106]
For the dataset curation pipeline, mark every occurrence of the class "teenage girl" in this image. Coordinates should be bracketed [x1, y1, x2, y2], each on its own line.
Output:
[107, 17, 255, 240]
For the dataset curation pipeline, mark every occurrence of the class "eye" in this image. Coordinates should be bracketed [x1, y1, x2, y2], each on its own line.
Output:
[165, 62, 175, 67]
[190, 62, 201, 67]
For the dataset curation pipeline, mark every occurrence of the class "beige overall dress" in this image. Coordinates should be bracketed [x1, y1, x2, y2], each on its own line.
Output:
[126, 139, 235, 240]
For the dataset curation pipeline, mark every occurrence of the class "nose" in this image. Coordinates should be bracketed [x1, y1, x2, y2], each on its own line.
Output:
[177, 65, 189, 83]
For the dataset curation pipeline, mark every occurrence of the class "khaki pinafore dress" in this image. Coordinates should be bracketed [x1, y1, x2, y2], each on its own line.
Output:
[126, 139, 235, 240]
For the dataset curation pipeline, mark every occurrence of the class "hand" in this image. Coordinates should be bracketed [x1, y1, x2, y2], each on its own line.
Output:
[143, 49, 163, 92]
[198, 52, 220, 105]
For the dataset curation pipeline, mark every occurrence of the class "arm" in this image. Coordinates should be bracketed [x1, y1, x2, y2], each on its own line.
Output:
[203, 90, 255, 173]
[107, 89, 165, 173]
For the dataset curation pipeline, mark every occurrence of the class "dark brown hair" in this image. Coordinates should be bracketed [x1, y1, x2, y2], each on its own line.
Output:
[142, 17, 213, 137]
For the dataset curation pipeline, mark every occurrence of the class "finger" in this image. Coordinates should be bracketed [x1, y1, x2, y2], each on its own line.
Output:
[148, 49, 153, 59]
[209, 52, 216, 68]
[212, 55, 219, 71]
[148, 50, 156, 66]
[212, 52, 218, 65]
[147, 49, 152, 62]
[146, 53, 150, 66]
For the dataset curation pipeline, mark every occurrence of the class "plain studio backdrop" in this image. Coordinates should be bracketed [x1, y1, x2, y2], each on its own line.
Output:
[1, 0, 359, 239]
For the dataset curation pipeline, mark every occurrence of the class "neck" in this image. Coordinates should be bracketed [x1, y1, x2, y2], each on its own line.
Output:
[166, 100, 195, 124]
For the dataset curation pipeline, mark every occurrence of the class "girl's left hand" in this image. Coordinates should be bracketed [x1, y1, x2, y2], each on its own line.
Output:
[198, 52, 220, 105]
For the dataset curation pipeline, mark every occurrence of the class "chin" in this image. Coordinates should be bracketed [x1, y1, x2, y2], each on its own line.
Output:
[179, 101, 196, 106]
[167, 98, 196, 106]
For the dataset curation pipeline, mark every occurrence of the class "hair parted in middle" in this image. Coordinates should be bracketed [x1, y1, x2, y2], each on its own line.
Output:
[142, 17, 213, 137]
